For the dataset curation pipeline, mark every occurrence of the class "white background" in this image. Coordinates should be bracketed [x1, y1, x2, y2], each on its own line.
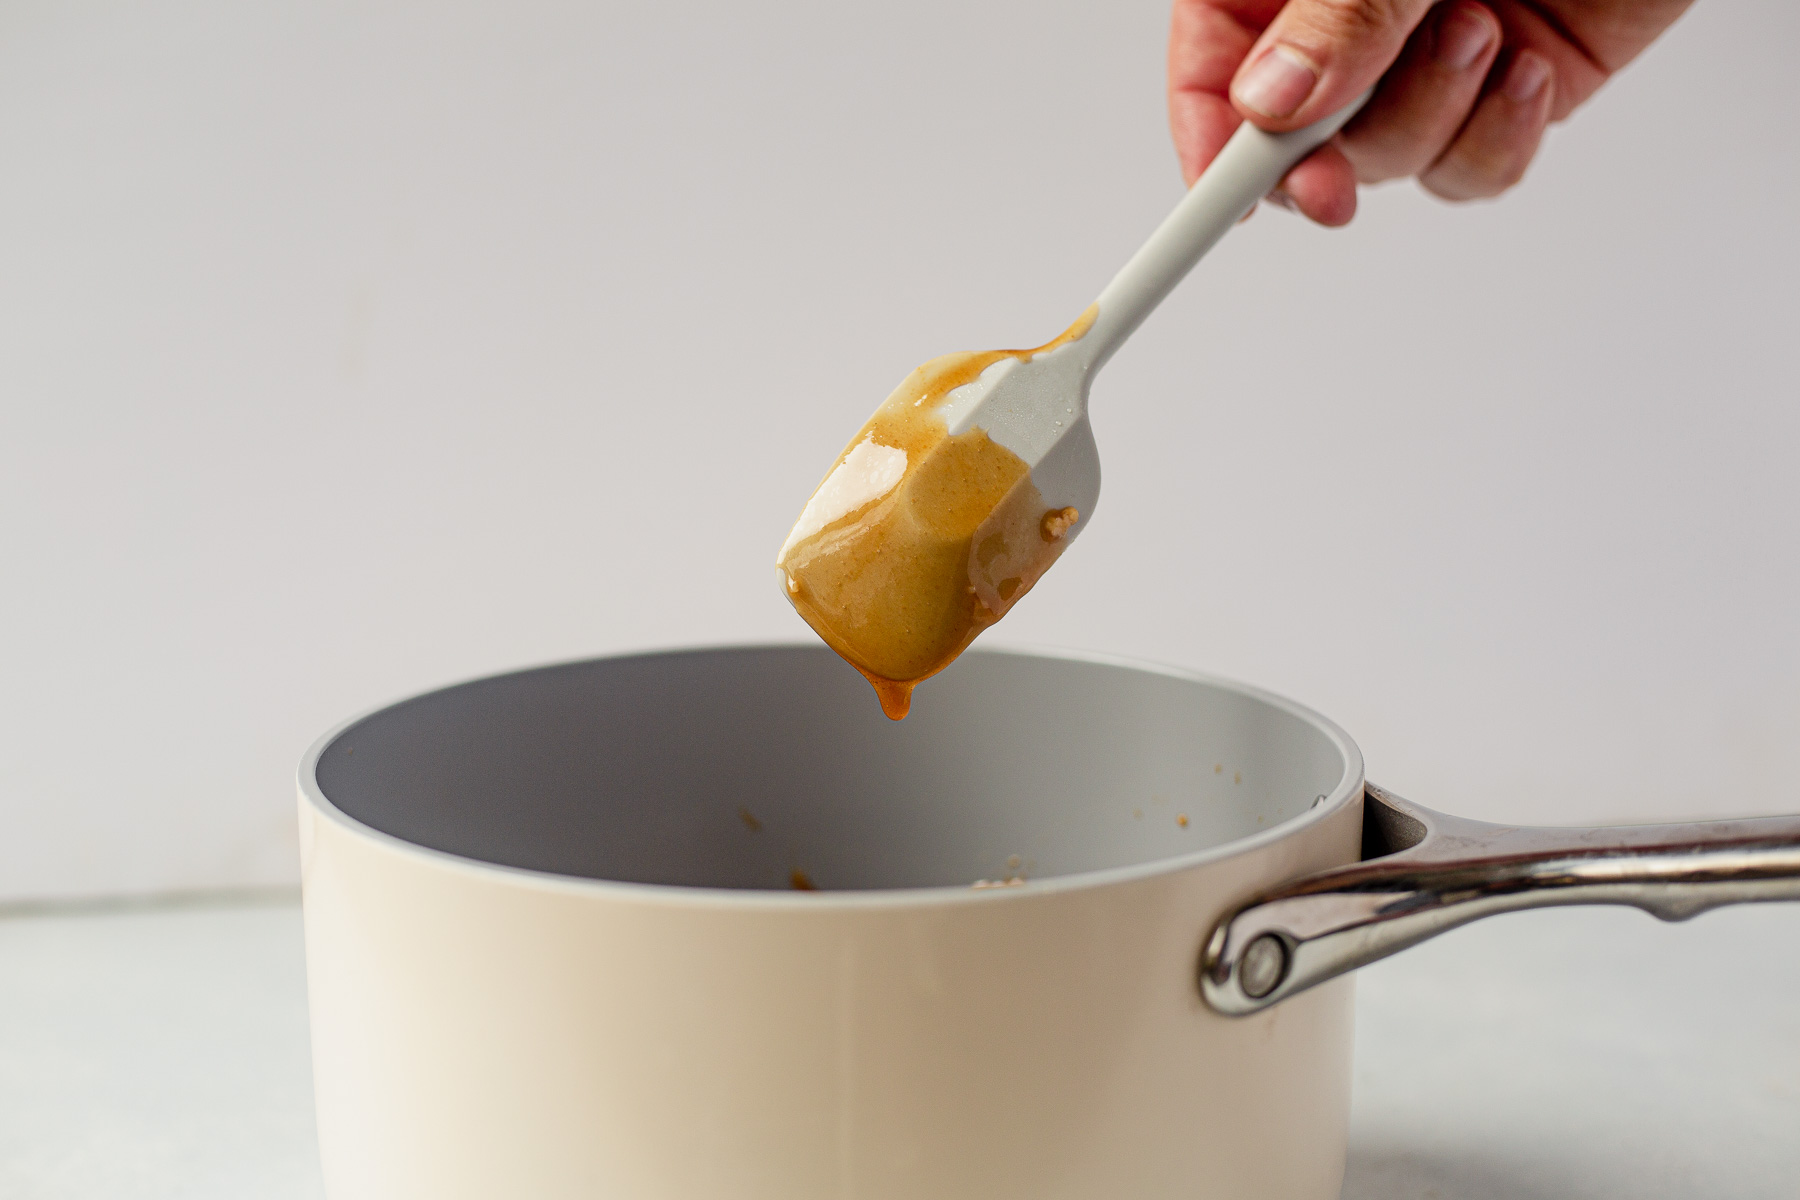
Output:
[2, 0, 1795, 903]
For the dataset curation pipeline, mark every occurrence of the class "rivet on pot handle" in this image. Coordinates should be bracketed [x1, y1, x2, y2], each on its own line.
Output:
[1201, 784, 1800, 1016]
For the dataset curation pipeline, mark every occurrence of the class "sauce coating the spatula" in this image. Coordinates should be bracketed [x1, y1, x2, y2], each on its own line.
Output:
[776, 308, 1095, 719]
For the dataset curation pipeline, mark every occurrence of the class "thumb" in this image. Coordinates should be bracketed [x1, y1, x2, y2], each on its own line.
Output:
[1231, 0, 1437, 130]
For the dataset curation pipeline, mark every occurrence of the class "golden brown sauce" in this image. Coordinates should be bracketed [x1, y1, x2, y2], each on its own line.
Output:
[777, 307, 1096, 719]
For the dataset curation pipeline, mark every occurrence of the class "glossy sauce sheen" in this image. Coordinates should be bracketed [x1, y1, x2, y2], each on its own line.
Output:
[777, 308, 1096, 719]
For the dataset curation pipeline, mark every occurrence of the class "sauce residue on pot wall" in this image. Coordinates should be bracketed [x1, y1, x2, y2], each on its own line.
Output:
[776, 308, 1096, 719]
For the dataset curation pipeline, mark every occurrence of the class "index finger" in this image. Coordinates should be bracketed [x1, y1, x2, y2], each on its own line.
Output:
[1168, 0, 1286, 184]
[1168, 0, 1362, 224]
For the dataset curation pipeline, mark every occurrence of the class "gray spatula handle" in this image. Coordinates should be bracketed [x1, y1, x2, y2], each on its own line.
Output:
[1081, 92, 1371, 374]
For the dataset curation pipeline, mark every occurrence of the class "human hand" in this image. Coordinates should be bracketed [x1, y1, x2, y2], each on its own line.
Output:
[1169, 0, 1694, 224]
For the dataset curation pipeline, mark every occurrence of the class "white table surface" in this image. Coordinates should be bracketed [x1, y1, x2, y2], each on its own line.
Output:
[3, 896, 1795, 1199]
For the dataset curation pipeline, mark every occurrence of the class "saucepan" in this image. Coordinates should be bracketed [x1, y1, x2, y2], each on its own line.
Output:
[297, 645, 1800, 1199]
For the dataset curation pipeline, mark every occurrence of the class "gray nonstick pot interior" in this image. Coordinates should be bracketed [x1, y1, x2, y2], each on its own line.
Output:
[310, 645, 1354, 891]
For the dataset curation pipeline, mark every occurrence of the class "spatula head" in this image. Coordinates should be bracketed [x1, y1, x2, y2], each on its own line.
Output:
[938, 342, 1101, 537]
[775, 319, 1101, 717]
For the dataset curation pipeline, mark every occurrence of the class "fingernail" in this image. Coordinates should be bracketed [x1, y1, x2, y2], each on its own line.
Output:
[1235, 45, 1317, 119]
[1433, 5, 1493, 72]
[1266, 187, 1298, 214]
[1503, 50, 1550, 102]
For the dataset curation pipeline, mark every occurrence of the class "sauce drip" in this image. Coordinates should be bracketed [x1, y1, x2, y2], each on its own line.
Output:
[776, 307, 1095, 719]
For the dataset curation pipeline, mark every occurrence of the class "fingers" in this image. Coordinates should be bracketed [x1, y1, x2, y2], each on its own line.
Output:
[1168, 0, 1367, 222]
[1421, 48, 1554, 200]
[1168, 0, 1266, 185]
[1338, 1, 1501, 183]
[1230, 0, 1439, 131]
[1271, 143, 1359, 226]
[1168, 0, 1561, 227]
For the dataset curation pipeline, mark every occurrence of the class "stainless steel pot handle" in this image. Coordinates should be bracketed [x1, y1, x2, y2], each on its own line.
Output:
[1200, 784, 1800, 1016]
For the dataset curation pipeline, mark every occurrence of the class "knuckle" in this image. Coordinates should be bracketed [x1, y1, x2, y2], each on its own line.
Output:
[1419, 162, 1490, 202]
[1492, 161, 1530, 192]
[1306, 0, 1410, 39]
[1423, 135, 1535, 200]
[1474, 147, 1532, 193]
[1340, 120, 1438, 183]
[1420, 176, 1481, 203]
[1340, 139, 1413, 185]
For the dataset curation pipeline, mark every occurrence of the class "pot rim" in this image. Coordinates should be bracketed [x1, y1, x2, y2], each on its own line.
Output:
[297, 642, 1366, 912]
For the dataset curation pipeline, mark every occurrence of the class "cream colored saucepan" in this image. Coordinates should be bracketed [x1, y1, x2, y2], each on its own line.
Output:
[297, 646, 1800, 1200]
